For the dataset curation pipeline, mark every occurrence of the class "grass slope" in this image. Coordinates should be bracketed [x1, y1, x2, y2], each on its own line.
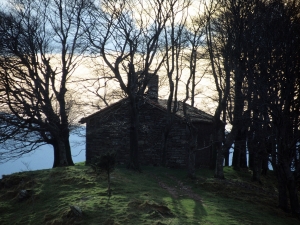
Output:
[0, 163, 299, 225]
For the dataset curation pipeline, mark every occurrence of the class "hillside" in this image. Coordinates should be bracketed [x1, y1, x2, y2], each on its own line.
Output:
[0, 163, 299, 225]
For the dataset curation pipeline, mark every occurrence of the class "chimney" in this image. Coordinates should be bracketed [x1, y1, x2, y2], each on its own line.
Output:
[146, 74, 158, 101]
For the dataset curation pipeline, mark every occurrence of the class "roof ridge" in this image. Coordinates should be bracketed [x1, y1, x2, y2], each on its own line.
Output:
[79, 97, 213, 124]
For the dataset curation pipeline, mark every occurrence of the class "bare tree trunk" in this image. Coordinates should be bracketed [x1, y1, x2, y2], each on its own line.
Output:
[161, 130, 169, 166]
[214, 150, 224, 179]
[52, 133, 74, 167]
[185, 121, 197, 179]
[232, 129, 247, 170]
[273, 124, 300, 214]
[209, 133, 217, 170]
[261, 149, 270, 176]
[287, 175, 300, 215]
[224, 150, 230, 166]
[240, 143, 247, 168]
[214, 121, 225, 179]
[161, 116, 173, 166]
[187, 147, 196, 179]
[276, 165, 289, 212]
[232, 141, 241, 171]
[252, 151, 262, 183]
[127, 96, 140, 171]
[215, 125, 237, 178]
[205, 6, 232, 177]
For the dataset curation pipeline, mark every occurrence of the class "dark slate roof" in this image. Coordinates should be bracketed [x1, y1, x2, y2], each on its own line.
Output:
[79, 98, 213, 124]
[155, 99, 213, 123]
[79, 98, 127, 124]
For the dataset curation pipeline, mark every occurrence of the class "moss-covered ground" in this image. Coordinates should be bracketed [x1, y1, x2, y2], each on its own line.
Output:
[0, 163, 299, 225]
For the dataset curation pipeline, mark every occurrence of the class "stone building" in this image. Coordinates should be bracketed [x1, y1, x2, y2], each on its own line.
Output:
[80, 75, 214, 168]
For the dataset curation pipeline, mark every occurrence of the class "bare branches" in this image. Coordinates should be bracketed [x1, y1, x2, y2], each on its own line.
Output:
[0, 0, 90, 166]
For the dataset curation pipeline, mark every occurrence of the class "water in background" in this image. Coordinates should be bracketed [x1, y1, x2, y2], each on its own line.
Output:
[0, 133, 86, 178]
[0, 137, 272, 178]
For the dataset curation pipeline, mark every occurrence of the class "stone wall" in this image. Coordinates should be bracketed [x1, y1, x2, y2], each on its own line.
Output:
[85, 100, 213, 168]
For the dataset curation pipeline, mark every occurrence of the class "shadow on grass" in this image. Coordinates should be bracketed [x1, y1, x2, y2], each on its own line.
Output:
[1, 165, 299, 225]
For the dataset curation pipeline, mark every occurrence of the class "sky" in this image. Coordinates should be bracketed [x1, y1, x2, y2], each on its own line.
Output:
[0, 0, 7, 6]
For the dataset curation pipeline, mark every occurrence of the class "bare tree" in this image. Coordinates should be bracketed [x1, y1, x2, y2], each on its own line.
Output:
[84, 0, 176, 170]
[204, 0, 232, 178]
[254, 0, 300, 214]
[181, 1, 208, 178]
[184, 5, 207, 108]
[0, 0, 91, 167]
[210, 0, 300, 214]
[159, 0, 194, 166]
[75, 57, 124, 111]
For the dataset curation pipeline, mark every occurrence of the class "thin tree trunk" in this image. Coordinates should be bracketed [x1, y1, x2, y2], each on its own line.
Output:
[215, 149, 224, 179]
[276, 166, 289, 212]
[287, 178, 300, 215]
[239, 131, 247, 168]
[250, 134, 262, 183]
[232, 131, 247, 170]
[224, 148, 230, 167]
[214, 121, 225, 179]
[187, 149, 196, 178]
[252, 152, 262, 183]
[284, 162, 300, 214]
[215, 123, 237, 178]
[274, 119, 300, 214]
[210, 134, 217, 170]
[127, 97, 140, 171]
[161, 118, 172, 166]
[232, 141, 241, 171]
[186, 122, 197, 179]
[261, 149, 269, 176]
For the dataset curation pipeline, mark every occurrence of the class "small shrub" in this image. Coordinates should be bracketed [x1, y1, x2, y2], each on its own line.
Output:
[91, 151, 117, 196]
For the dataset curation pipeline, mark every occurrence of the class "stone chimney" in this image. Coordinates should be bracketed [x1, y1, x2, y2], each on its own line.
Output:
[146, 74, 158, 101]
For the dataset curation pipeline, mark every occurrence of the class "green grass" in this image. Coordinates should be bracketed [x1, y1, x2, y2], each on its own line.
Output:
[0, 164, 299, 225]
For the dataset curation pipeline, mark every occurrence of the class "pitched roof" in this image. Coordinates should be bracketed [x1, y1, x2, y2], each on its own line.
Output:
[79, 97, 213, 124]
[79, 98, 127, 124]
[154, 99, 213, 123]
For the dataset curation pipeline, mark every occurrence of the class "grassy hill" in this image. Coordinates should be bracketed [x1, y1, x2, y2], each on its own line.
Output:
[0, 163, 299, 225]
